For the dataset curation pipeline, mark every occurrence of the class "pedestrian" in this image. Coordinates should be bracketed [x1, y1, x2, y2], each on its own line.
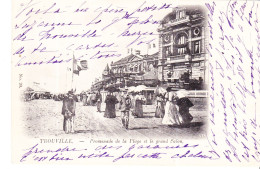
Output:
[162, 88, 182, 126]
[155, 93, 165, 118]
[104, 90, 118, 118]
[80, 93, 83, 102]
[82, 93, 88, 106]
[134, 92, 146, 118]
[90, 93, 96, 106]
[96, 90, 102, 112]
[176, 90, 194, 125]
[61, 90, 77, 133]
[119, 90, 132, 129]
[86, 93, 91, 105]
[130, 92, 136, 116]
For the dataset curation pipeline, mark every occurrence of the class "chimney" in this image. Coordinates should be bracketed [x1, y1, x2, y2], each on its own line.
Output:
[135, 50, 141, 55]
[127, 48, 133, 54]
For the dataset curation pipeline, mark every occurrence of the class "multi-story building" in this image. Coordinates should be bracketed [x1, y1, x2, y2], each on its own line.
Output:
[91, 6, 208, 91]
[110, 51, 159, 87]
[157, 6, 208, 89]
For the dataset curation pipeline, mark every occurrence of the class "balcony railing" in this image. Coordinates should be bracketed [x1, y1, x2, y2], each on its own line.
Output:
[170, 55, 185, 60]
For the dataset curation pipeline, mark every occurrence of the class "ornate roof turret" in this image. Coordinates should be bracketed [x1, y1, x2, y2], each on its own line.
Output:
[103, 64, 110, 76]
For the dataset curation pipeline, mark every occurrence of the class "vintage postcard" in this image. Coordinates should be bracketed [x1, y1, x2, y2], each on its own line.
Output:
[11, 0, 260, 166]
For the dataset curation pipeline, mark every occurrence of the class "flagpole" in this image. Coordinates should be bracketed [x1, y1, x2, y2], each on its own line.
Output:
[71, 51, 74, 91]
[147, 44, 149, 57]
[65, 64, 68, 93]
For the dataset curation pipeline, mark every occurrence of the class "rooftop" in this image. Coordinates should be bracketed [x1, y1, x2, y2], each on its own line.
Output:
[112, 52, 159, 66]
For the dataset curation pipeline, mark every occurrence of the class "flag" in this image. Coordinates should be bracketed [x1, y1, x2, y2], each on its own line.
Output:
[80, 60, 88, 70]
[73, 56, 80, 75]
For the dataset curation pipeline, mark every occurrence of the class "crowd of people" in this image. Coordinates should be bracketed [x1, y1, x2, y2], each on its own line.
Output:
[61, 87, 194, 133]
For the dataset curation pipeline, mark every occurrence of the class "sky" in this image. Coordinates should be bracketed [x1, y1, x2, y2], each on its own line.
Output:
[12, 0, 192, 94]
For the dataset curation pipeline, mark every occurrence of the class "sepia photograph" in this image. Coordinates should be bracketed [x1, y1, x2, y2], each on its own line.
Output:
[19, 6, 208, 140]
[11, 0, 260, 166]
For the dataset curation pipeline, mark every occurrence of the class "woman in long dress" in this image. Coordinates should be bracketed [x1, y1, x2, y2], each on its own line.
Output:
[130, 92, 136, 116]
[176, 90, 194, 125]
[134, 92, 146, 118]
[104, 91, 118, 118]
[95, 91, 102, 112]
[155, 94, 165, 118]
[162, 91, 182, 125]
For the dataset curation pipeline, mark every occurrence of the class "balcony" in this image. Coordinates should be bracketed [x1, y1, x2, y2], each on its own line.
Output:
[191, 53, 206, 61]
[170, 55, 185, 60]
[165, 54, 186, 63]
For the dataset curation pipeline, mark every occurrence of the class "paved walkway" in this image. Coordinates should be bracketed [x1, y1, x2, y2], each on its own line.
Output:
[23, 100, 208, 139]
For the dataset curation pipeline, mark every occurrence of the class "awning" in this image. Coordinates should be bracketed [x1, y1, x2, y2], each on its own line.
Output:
[143, 70, 157, 80]
[135, 76, 143, 81]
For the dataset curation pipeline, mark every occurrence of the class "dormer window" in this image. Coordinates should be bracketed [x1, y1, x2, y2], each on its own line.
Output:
[176, 10, 186, 19]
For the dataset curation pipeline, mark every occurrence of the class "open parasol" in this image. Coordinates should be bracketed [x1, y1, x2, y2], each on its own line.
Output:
[154, 87, 167, 96]
[176, 90, 193, 108]
[134, 85, 147, 92]
[127, 86, 136, 93]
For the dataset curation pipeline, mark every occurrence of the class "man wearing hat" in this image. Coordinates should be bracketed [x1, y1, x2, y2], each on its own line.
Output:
[119, 90, 132, 129]
[61, 90, 77, 133]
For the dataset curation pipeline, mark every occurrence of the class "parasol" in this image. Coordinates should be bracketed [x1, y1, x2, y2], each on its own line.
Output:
[154, 87, 167, 96]
[134, 85, 147, 92]
[176, 97, 194, 108]
[127, 86, 136, 93]
[176, 89, 193, 107]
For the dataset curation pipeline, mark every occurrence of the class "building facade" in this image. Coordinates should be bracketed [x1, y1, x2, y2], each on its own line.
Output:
[110, 51, 159, 87]
[157, 6, 208, 89]
[91, 6, 209, 91]
[91, 51, 159, 91]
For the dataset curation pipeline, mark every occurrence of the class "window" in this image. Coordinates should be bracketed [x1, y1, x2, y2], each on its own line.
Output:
[164, 46, 171, 57]
[192, 62, 200, 67]
[194, 41, 200, 54]
[177, 10, 186, 19]
[177, 35, 187, 55]
[149, 64, 154, 71]
[179, 10, 185, 19]
[134, 65, 138, 72]
[130, 67, 133, 72]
